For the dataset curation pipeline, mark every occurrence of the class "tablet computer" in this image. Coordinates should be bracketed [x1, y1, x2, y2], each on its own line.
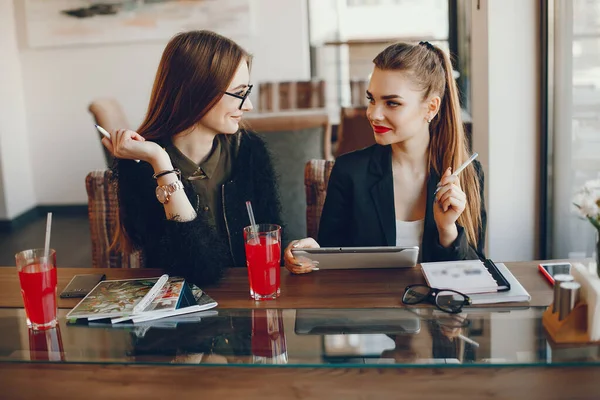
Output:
[294, 309, 421, 335]
[291, 246, 419, 269]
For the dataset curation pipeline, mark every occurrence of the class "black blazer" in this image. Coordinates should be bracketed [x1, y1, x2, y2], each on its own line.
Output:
[318, 144, 486, 262]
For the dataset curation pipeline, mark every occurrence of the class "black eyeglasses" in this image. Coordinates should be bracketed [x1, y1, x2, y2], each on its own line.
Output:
[402, 284, 471, 314]
[224, 84, 253, 110]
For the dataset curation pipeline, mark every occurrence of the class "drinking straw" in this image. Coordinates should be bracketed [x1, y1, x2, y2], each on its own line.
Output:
[43, 212, 53, 265]
[245, 201, 258, 235]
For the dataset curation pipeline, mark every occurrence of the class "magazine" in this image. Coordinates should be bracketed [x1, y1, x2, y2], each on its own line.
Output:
[66, 275, 218, 323]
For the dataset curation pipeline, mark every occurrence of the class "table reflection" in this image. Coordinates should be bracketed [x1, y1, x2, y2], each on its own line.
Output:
[28, 325, 65, 361]
[0, 307, 598, 367]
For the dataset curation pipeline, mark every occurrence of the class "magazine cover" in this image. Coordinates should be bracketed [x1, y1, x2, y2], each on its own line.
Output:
[66, 277, 161, 320]
[145, 277, 186, 312]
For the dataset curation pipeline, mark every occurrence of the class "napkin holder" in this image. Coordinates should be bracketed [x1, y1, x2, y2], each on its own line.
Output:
[542, 262, 600, 344]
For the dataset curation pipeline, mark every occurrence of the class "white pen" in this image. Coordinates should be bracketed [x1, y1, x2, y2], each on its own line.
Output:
[133, 274, 169, 314]
[457, 333, 480, 348]
[434, 152, 479, 195]
[95, 124, 140, 163]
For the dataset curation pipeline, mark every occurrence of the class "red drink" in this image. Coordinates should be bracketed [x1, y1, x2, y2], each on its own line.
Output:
[251, 309, 287, 364]
[19, 264, 58, 328]
[16, 248, 58, 330]
[29, 326, 65, 361]
[246, 237, 281, 297]
[244, 224, 281, 300]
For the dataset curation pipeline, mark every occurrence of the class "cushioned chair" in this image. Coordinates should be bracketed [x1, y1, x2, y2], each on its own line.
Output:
[88, 98, 131, 167]
[304, 159, 335, 239]
[85, 170, 143, 268]
[245, 111, 332, 245]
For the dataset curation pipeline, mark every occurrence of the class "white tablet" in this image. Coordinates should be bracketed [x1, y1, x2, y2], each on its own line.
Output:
[291, 246, 419, 269]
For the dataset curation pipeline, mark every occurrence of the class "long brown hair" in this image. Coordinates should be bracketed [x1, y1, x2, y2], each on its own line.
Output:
[139, 30, 251, 140]
[373, 42, 482, 248]
[112, 30, 251, 253]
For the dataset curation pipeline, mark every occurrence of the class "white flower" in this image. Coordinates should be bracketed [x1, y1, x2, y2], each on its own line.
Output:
[579, 196, 599, 218]
[573, 179, 600, 221]
[583, 179, 600, 192]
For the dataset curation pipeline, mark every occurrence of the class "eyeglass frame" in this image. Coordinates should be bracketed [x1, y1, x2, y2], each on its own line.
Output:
[224, 84, 253, 110]
[401, 284, 471, 314]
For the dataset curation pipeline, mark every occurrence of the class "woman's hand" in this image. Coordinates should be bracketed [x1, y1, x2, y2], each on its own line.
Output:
[101, 129, 166, 165]
[284, 238, 320, 274]
[433, 168, 467, 247]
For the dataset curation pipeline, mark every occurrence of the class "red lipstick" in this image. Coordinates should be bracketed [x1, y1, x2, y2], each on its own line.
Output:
[372, 125, 392, 134]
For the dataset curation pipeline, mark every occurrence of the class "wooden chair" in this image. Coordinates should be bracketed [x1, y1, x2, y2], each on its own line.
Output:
[258, 80, 326, 112]
[334, 107, 375, 157]
[304, 159, 335, 239]
[349, 79, 370, 107]
[85, 170, 143, 268]
[88, 98, 130, 167]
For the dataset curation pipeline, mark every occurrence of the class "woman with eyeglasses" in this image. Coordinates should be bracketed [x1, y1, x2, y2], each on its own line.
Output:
[285, 41, 486, 274]
[102, 30, 282, 286]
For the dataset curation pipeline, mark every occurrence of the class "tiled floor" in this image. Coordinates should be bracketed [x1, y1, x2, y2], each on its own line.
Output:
[0, 214, 92, 268]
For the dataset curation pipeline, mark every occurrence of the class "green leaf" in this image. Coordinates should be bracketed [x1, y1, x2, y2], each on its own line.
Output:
[587, 216, 600, 231]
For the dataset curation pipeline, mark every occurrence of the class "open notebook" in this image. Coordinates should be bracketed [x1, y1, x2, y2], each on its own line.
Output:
[468, 262, 531, 305]
[421, 259, 509, 295]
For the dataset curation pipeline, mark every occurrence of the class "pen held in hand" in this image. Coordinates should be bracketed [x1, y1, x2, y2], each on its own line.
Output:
[95, 124, 140, 163]
[457, 333, 480, 348]
[434, 152, 478, 196]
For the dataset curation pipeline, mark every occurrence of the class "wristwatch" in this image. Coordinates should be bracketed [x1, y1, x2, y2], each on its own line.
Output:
[155, 180, 184, 204]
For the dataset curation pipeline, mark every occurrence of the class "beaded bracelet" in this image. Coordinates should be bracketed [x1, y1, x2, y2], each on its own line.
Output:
[152, 168, 181, 180]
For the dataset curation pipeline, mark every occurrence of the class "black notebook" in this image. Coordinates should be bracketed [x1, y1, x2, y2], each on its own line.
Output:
[420, 259, 511, 295]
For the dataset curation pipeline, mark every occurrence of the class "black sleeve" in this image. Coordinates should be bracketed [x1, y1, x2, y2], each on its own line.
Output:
[317, 159, 353, 247]
[430, 161, 487, 261]
[115, 160, 230, 287]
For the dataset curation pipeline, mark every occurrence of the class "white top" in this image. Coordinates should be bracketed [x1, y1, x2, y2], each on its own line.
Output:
[395, 219, 424, 261]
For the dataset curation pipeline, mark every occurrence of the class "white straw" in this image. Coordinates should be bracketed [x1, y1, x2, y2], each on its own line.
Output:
[43, 212, 52, 264]
[245, 201, 258, 234]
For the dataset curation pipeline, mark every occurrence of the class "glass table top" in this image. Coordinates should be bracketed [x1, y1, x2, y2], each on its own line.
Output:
[0, 307, 598, 368]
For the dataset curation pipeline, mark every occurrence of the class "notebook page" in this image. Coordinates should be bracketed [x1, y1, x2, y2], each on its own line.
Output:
[421, 260, 499, 294]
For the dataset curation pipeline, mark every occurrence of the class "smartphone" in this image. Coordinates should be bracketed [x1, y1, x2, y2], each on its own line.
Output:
[538, 262, 571, 285]
[60, 274, 106, 298]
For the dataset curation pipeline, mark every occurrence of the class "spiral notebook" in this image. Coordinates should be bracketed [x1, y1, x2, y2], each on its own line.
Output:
[420, 258, 511, 295]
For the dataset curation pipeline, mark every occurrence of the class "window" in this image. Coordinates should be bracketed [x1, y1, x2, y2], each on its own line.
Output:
[308, 0, 470, 123]
[546, 0, 600, 258]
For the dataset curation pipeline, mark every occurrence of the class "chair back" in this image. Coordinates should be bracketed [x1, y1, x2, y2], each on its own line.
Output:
[304, 159, 335, 239]
[334, 107, 375, 157]
[247, 112, 331, 245]
[85, 170, 143, 268]
[258, 80, 326, 112]
[88, 98, 130, 167]
[349, 79, 370, 107]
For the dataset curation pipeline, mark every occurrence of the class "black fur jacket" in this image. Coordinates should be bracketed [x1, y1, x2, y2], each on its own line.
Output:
[114, 131, 283, 287]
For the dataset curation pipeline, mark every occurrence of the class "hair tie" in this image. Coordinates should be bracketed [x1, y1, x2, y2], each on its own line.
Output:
[419, 41, 434, 51]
